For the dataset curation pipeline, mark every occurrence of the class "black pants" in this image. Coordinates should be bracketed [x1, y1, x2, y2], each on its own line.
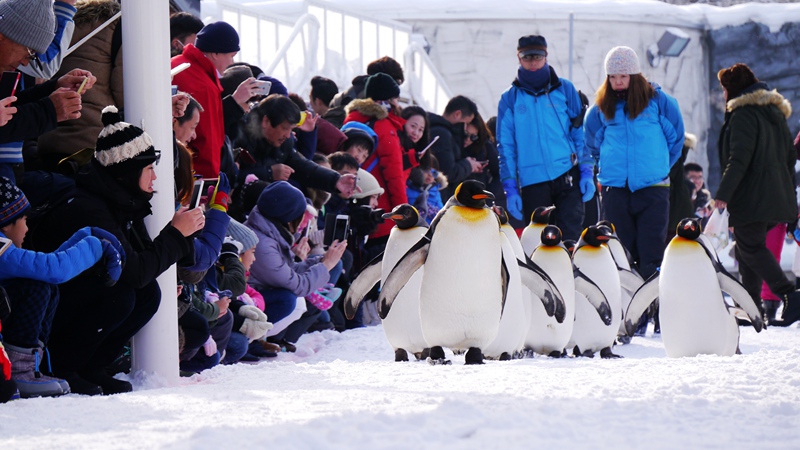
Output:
[734, 222, 795, 303]
[48, 279, 161, 375]
[1, 279, 59, 348]
[601, 186, 669, 279]
[520, 165, 584, 242]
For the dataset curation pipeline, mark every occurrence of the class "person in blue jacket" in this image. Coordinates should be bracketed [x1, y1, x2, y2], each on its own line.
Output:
[497, 35, 594, 241]
[0, 177, 123, 398]
[584, 46, 684, 279]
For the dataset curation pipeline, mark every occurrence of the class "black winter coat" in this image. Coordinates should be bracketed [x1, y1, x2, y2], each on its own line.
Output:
[428, 112, 470, 200]
[716, 84, 797, 227]
[27, 160, 194, 289]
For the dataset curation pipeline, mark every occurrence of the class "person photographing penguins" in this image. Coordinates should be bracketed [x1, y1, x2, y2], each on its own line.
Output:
[496, 35, 593, 242]
[714, 63, 800, 326]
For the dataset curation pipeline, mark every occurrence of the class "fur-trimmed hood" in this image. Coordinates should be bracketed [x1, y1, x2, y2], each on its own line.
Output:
[727, 88, 792, 119]
[74, 0, 121, 26]
[345, 98, 389, 121]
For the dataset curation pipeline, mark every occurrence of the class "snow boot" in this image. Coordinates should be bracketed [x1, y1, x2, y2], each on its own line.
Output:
[78, 368, 132, 395]
[60, 373, 103, 396]
[5, 343, 66, 398]
[772, 291, 800, 327]
[762, 299, 780, 324]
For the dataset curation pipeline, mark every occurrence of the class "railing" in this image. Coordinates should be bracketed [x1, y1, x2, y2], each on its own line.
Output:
[404, 40, 453, 115]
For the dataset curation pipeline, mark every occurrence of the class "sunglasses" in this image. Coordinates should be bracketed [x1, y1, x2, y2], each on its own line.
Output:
[467, 134, 479, 142]
[519, 54, 545, 62]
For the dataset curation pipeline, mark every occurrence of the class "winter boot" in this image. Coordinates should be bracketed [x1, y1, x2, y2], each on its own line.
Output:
[78, 368, 132, 395]
[59, 372, 103, 396]
[771, 291, 800, 327]
[5, 343, 66, 398]
[762, 299, 780, 324]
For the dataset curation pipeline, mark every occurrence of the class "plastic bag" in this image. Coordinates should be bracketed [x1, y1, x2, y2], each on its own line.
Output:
[704, 207, 730, 251]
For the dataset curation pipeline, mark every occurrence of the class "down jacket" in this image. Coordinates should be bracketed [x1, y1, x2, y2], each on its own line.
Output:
[0, 228, 102, 284]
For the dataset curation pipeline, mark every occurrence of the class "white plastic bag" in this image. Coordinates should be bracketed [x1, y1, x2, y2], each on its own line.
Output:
[703, 207, 730, 252]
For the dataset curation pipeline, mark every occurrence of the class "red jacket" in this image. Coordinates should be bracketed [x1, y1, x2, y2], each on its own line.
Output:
[344, 99, 408, 239]
[171, 44, 225, 178]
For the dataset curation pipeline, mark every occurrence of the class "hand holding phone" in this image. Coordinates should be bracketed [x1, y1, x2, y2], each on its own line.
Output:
[76, 77, 89, 95]
[0, 96, 17, 127]
[252, 79, 272, 96]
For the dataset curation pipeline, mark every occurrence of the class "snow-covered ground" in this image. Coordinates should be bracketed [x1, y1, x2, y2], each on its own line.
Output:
[1, 322, 799, 449]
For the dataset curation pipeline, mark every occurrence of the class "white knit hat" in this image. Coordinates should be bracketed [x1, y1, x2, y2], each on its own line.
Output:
[604, 46, 641, 75]
[352, 168, 384, 199]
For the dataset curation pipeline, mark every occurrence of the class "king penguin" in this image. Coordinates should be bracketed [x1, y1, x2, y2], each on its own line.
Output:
[528, 225, 612, 357]
[570, 225, 623, 358]
[624, 218, 764, 357]
[520, 206, 555, 258]
[596, 221, 645, 339]
[343, 204, 429, 361]
[378, 181, 566, 365]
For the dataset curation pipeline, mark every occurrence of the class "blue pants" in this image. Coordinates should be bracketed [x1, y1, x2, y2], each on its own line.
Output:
[601, 185, 669, 279]
[0, 279, 58, 348]
[222, 331, 249, 364]
[520, 165, 585, 242]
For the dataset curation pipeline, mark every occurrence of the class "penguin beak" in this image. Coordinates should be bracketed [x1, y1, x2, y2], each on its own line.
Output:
[596, 235, 610, 242]
[382, 213, 403, 221]
[472, 190, 495, 200]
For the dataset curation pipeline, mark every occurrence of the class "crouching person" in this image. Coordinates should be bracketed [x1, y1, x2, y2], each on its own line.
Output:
[25, 108, 202, 395]
[245, 181, 346, 350]
[0, 178, 124, 398]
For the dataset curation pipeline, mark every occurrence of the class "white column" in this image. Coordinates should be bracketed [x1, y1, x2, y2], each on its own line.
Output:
[123, 0, 179, 386]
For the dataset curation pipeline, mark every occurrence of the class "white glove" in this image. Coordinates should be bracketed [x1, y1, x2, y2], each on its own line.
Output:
[223, 236, 244, 254]
[203, 336, 218, 357]
[239, 305, 273, 342]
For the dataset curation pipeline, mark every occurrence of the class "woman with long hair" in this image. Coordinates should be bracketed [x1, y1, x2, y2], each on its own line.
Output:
[584, 46, 684, 279]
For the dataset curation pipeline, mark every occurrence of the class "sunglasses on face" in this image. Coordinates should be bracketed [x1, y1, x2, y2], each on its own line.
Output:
[467, 134, 479, 142]
[519, 54, 545, 62]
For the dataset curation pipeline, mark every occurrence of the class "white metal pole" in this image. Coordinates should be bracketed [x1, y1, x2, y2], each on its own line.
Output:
[123, 0, 179, 386]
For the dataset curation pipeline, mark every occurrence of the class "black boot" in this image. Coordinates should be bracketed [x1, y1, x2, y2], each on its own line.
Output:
[771, 291, 800, 327]
[60, 373, 103, 396]
[78, 369, 132, 395]
[464, 347, 484, 365]
[762, 300, 780, 323]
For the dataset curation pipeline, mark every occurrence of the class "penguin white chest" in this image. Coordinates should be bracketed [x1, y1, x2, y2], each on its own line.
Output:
[419, 207, 503, 349]
[571, 247, 621, 352]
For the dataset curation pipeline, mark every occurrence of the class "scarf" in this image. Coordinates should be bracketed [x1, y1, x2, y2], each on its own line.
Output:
[516, 63, 551, 92]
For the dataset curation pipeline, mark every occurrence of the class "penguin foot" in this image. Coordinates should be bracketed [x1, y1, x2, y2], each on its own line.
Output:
[416, 348, 431, 360]
[548, 350, 564, 358]
[573, 346, 594, 358]
[427, 346, 451, 365]
[464, 347, 484, 365]
[394, 348, 409, 362]
[617, 335, 632, 345]
[600, 347, 622, 359]
[452, 349, 466, 356]
[498, 352, 512, 361]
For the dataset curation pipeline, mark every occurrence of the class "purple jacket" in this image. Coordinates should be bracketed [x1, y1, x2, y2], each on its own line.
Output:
[244, 208, 329, 297]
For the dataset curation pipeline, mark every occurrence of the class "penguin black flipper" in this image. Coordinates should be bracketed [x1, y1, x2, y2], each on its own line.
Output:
[695, 239, 764, 332]
[344, 252, 384, 320]
[716, 270, 764, 332]
[573, 267, 613, 325]
[498, 246, 512, 318]
[378, 236, 430, 319]
[517, 258, 566, 323]
[624, 271, 660, 336]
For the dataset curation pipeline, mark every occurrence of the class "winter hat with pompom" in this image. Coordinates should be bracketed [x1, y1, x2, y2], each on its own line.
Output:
[94, 106, 159, 177]
[604, 46, 641, 76]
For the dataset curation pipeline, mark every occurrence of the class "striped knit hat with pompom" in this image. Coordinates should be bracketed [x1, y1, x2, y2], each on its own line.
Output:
[94, 105, 159, 176]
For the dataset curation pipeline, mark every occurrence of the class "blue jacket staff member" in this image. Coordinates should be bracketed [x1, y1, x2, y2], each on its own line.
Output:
[497, 35, 593, 241]
[584, 46, 684, 278]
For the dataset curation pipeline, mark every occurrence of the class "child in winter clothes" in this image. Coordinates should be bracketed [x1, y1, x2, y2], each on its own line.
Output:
[406, 165, 447, 224]
[0, 178, 124, 398]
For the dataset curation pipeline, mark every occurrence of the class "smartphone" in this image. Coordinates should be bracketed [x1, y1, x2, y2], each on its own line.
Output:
[323, 214, 350, 247]
[253, 79, 272, 96]
[76, 77, 89, 95]
[171, 62, 191, 78]
[0, 236, 12, 257]
[171, 85, 179, 96]
[417, 135, 440, 157]
[0, 71, 20, 98]
[190, 178, 219, 209]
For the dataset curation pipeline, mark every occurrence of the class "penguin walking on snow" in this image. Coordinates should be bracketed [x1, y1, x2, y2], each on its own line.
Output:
[378, 181, 566, 365]
[520, 206, 555, 258]
[624, 218, 763, 357]
[570, 225, 623, 358]
[528, 225, 612, 357]
[344, 204, 428, 362]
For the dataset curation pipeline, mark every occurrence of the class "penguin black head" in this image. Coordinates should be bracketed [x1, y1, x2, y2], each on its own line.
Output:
[676, 217, 702, 240]
[596, 219, 617, 235]
[580, 225, 612, 247]
[454, 180, 494, 208]
[382, 204, 421, 230]
[540, 225, 563, 247]
[530, 206, 556, 225]
[563, 239, 577, 254]
[492, 205, 509, 225]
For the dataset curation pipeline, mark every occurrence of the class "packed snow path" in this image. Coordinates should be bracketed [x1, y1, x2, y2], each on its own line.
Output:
[1, 324, 799, 449]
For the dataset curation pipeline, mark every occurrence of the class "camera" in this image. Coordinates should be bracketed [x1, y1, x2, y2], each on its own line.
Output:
[347, 206, 385, 237]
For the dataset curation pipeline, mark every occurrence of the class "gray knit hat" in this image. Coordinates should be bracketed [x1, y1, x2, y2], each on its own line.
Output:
[227, 217, 259, 253]
[0, 0, 56, 54]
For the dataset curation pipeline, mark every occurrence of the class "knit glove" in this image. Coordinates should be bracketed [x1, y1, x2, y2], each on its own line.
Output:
[579, 164, 596, 203]
[238, 305, 273, 342]
[220, 237, 242, 260]
[202, 336, 217, 357]
[91, 227, 126, 266]
[502, 179, 523, 220]
[207, 173, 231, 212]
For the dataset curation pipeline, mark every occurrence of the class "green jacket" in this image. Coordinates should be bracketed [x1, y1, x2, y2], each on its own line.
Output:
[716, 85, 797, 227]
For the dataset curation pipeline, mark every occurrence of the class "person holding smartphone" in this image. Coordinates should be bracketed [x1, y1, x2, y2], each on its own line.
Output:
[497, 35, 592, 241]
